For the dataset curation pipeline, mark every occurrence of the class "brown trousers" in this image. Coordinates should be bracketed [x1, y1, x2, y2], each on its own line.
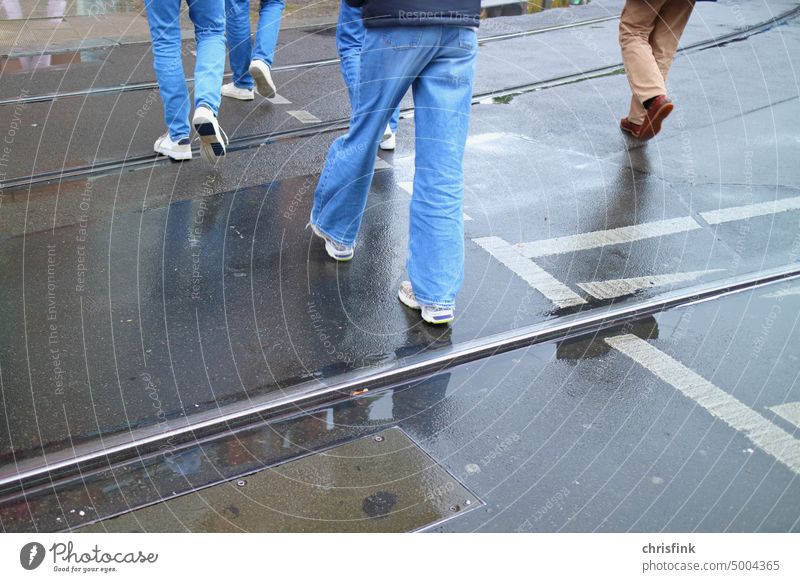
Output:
[619, 0, 695, 123]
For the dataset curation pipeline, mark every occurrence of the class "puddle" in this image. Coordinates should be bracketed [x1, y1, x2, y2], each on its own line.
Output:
[0, 48, 106, 73]
[0, 0, 141, 20]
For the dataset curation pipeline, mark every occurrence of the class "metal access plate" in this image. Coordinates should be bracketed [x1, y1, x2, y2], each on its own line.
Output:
[79, 428, 480, 532]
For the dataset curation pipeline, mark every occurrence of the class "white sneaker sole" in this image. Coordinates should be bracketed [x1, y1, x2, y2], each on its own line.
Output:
[421, 308, 454, 325]
[222, 88, 254, 101]
[379, 134, 396, 151]
[192, 110, 226, 162]
[398, 287, 454, 324]
[248, 61, 276, 98]
[154, 145, 192, 161]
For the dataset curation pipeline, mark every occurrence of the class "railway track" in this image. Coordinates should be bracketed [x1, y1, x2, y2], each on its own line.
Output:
[0, 14, 619, 108]
[1, 6, 797, 193]
[1, 262, 799, 498]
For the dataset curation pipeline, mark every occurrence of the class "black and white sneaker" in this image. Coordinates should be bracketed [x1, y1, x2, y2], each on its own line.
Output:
[192, 106, 228, 163]
[398, 281, 454, 324]
[154, 133, 192, 161]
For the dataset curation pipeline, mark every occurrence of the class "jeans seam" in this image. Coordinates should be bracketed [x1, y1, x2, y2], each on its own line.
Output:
[310, 220, 353, 247]
[413, 292, 455, 309]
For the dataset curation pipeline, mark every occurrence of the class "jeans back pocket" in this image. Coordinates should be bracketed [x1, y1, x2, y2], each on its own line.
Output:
[381, 29, 423, 51]
[459, 27, 478, 51]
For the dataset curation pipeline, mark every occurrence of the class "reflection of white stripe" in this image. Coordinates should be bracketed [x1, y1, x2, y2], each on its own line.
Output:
[606, 334, 800, 476]
[578, 270, 724, 300]
[768, 402, 800, 429]
[701, 196, 800, 225]
[474, 236, 586, 308]
[762, 286, 800, 299]
[516, 217, 701, 258]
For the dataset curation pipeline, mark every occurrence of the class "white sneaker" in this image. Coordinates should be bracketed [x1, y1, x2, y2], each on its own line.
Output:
[379, 124, 396, 151]
[248, 59, 276, 98]
[154, 133, 192, 161]
[398, 281, 454, 324]
[310, 222, 354, 262]
[192, 106, 228, 163]
[221, 82, 254, 101]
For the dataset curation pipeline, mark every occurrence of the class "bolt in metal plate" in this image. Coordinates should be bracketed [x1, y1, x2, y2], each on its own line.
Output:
[79, 427, 480, 532]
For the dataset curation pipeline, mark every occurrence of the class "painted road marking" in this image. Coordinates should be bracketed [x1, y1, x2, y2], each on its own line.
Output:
[606, 334, 800, 476]
[701, 196, 800, 225]
[516, 217, 701, 258]
[374, 157, 392, 170]
[514, 196, 800, 258]
[267, 93, 291, 105]
[467, 133, 505, 146]
[287, 110, 321, 124]
[768, 402, 800, 429]
[397, 182, 473, 220]
[577, 269, 724, 300]
[474, 236, 586, 308]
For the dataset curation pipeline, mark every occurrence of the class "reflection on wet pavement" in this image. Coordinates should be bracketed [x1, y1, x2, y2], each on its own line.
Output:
[1, 0, 139, 19]
[78, 427, 479, 532]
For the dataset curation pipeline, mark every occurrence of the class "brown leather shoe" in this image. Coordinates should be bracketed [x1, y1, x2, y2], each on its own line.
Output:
[637, 95, 673, 140]
[620, 117, 643, 137]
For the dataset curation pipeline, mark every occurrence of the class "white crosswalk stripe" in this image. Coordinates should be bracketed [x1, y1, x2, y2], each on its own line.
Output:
[701, 196, 800, 225]
[516, 217, 701, 258]
[606, 334, 800, 477]
[768, 402, 800, 429]
[513, 196, 800, 258]
[474, 236, 586, 308]
[287, 110, 321, 124]
[577, 269, 724, 300]
[266, 93, 291, 105]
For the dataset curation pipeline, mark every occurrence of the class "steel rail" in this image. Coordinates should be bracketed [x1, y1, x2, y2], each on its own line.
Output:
[1, 262, 799, 495]
[0, 15, 620, 108]
[1, 6, 797, 192]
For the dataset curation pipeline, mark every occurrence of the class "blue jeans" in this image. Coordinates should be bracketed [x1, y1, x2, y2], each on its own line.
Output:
[311, 25, 478, 308]
[336, 1, 400, 133]
[144, 0, 226, 141]
[225, 0, 284, 89]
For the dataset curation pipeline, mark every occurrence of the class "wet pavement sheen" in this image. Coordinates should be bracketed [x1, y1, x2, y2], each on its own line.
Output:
[2, 278, 798, 532]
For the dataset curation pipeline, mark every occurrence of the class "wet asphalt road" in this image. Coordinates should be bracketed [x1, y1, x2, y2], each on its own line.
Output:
[0, 0, 798, 531]
[3, 278, 799, 532]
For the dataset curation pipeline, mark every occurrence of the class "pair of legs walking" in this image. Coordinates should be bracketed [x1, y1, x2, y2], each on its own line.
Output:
[145, 0, 228, 162]
[223, 0, 284, 99]
[311, 25, 478, 322]
[619, 0, 695, 139]
[336, 1, 400, 150]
